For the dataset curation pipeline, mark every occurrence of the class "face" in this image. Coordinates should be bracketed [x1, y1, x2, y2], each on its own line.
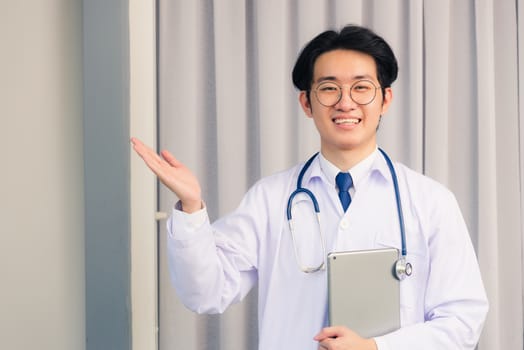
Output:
[299, 49, 393, 162]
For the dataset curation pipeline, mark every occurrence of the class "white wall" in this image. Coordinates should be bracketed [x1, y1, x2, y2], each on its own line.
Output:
[0, 2, 85, 350]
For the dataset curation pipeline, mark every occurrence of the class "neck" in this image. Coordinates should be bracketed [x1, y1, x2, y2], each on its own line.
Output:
[321, 145, 376, 171]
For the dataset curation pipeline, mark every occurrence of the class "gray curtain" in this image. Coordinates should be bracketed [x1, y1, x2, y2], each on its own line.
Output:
[157, 0, 523, 349]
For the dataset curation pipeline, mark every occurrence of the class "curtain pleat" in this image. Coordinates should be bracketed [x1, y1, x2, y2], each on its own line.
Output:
[157, 1, 523, 349]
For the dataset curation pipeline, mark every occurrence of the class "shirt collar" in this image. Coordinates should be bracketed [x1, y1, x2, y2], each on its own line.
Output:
[317, 148, 383, 191]
[302, 148, 393, 189]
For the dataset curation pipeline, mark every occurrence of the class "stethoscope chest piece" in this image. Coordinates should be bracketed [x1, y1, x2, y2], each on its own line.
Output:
[395, 257, 412, 280]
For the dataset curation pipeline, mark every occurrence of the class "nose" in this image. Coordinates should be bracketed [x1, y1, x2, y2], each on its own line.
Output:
[334, 86, 357, 110]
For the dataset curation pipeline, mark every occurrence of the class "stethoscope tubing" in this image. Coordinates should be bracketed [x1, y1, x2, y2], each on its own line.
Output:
[378, 148, 407, 257]
[286, 149, 411, 277]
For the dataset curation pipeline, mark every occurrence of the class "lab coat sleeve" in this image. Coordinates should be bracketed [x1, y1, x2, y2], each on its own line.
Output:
[165, 182, 269, 314]
[374, 190, 489, 349]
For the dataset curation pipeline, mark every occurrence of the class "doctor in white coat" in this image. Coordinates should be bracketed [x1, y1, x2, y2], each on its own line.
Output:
[131, 24, 488, 350]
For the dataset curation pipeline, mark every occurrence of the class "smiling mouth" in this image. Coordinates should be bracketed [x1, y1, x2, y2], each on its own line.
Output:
[333, 117, 361, 125]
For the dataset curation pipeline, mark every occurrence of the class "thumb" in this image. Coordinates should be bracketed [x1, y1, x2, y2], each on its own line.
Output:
[161, 149, 182, 167]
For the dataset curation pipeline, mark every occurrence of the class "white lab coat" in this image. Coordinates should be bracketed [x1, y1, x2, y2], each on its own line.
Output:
[167, 150, 488, 350]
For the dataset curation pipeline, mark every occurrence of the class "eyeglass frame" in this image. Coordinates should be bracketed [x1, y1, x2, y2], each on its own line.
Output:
[310, 79, 382, 107]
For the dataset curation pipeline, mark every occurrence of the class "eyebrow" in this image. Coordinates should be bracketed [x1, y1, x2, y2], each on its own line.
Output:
[315, 74, 376, 83]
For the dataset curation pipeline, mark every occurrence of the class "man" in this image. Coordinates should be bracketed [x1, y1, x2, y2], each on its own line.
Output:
[131, 24, 488, 350]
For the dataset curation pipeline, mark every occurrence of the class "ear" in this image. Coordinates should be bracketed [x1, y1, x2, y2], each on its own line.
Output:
[299, 91, 313, 118]
[380, 87, 393, 115]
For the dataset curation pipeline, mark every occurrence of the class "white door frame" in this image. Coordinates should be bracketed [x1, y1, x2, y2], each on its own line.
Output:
[129, 0, 158, 349]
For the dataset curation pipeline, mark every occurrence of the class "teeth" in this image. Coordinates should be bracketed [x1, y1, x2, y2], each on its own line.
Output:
[334, 118, 359, 125]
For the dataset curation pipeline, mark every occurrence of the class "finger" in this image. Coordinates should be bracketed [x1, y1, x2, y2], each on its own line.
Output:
[131, 137, 153, 156]
[131, 138, 178, 170]
[131, 142, 171, 177]
[314, 326, 346, 340]
[318, 337, 335, 350]
[161, 149, 183, 167]
[130, 137, 152, 153]
[131, 138, 164, 164]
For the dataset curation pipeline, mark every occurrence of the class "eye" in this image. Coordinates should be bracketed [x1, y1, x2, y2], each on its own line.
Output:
[352, 80, 375, 92]
[353, 84, 371, 92]
[318, 83, 340, 92]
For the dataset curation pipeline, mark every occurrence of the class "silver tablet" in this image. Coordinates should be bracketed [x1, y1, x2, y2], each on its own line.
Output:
[327, 248, 400, 338]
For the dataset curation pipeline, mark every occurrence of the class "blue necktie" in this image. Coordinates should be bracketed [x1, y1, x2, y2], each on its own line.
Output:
[336, 172, 353, 212]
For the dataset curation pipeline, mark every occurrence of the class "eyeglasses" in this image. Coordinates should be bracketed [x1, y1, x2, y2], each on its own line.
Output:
[313, 79, 380, 107]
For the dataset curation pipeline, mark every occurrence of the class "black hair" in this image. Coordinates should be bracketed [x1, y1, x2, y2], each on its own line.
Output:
[292, 25, 398, 95]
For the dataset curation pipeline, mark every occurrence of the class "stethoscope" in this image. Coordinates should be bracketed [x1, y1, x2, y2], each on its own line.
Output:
[286, 148, 413, 280]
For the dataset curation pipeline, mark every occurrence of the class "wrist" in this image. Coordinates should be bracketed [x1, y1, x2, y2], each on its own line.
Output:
[181, 199, 203, 213]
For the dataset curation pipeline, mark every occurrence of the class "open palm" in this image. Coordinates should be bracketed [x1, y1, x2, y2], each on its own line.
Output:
[131, 137, 202, 213]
